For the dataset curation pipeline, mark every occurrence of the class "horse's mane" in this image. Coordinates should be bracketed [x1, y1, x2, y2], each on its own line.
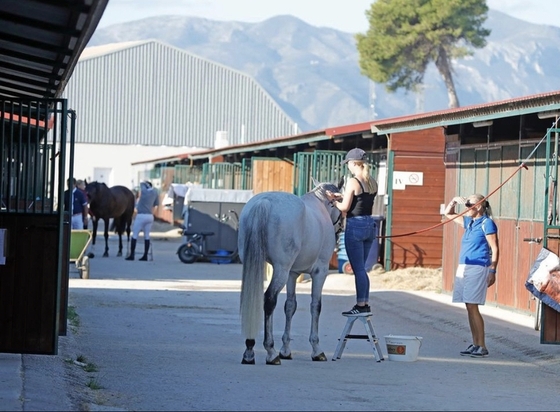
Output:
[310, 182, 339, 203]
[95, 181, 107, 189]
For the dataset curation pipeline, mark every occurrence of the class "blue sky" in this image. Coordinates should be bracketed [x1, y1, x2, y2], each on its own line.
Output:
[97, 0, 560, 33]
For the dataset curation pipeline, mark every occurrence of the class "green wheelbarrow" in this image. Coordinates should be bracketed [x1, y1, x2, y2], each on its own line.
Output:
[70, 230, 92, 279]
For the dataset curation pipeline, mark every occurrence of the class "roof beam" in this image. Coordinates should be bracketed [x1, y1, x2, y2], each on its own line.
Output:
[29, 0, 92, 14]
[0, 47, 62, 68]
[0, 60, 63, 78]
[0, 32, 73, 55]
[0, 12, 82, 37]
[0, 81, 55, 98]
[0, 72, 55, 89]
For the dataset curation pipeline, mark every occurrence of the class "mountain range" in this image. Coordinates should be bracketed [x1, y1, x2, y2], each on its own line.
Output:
[88, 9, 560, 132]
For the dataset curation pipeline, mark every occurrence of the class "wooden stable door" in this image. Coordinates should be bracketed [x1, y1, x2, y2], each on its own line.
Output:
[0, 214, 64, 354]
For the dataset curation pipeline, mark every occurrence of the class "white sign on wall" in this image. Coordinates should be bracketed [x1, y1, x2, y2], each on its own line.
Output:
[377, 161, 387, 195]
[393, 171, 424, 190]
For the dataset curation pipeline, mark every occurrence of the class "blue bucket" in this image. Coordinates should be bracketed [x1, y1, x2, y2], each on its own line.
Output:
[210, 249, 232, 264]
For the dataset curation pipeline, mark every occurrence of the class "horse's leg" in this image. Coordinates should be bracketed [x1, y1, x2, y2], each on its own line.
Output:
[89, 218, 98, 256]
[242, 339, 256, 365]
[280, 271, 300, 360]
[116, 219, 123, 257]
[88, 216, 98, 254]
[111, 217, 121, 257]
[309, 267, 329, 361]
[126, 218, 132, 254]
[116, 233, 123, 257]
[264, 268, 289, 365]
[103, 218, 109, 257]
[91, 218, 98, 246]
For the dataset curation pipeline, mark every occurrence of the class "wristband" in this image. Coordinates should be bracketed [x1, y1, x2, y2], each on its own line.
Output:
[488, 269, 496, 274]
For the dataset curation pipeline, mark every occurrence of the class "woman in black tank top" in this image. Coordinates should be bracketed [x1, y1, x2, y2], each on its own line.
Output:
[326, 148, 378, 316]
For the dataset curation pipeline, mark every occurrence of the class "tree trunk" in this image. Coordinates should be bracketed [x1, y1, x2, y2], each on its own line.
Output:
[435, 47, 460, 108]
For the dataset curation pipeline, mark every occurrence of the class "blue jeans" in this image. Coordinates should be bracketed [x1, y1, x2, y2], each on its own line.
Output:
[344, 215, 376, 304]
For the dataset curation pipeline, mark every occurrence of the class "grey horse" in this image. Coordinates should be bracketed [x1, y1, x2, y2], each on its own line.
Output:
[239, 180, 342, 365]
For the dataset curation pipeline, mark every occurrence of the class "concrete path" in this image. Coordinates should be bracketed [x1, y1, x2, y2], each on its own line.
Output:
[2, 232, 560, 411]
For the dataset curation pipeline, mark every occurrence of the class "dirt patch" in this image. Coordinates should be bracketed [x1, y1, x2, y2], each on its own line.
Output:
[368, 266, 442, 292]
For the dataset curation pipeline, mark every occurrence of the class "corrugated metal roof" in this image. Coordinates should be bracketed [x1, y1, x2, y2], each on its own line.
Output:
[0, 0, 108, 99]
[323, 91, 560, 137]
[188, 130, 329, 160]
[370, 90, 560, 134]
[324, 121, 374, 137]
[134, 129, 329, 163]
[131, 151, 193, 166]
[64, 40, 299, 147]
[133, 90, 560, 165]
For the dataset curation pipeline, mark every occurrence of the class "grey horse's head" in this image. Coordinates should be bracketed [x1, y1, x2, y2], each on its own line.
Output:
[310, 177, 344, 233]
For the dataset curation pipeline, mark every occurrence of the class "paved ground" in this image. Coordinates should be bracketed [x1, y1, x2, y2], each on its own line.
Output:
[2, 228, 560, 411]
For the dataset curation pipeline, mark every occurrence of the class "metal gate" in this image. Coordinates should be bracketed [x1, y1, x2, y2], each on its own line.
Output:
[293, 150, 346, 196]
[0, 99, 72, 354]
[173, 165, 203, 185]
[293, 150, 382, 196]
[201, 162, 245, 189]
[540, 126, 560, 344]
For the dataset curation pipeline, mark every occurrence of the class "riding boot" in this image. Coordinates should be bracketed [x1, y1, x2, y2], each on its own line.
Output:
[139, 239, 150, 261]
[125, 238, 136, 261]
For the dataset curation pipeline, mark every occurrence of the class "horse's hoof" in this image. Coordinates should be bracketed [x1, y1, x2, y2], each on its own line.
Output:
[312, 352, 327, 362]
[102, 253, 109, 258]
[87, 253, 95, 259]
[279, 353, 292, 360]
[241, 358, 255, 365]
[266, 356, 281, 365]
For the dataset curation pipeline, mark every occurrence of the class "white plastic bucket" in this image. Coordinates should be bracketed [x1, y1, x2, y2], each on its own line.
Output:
[384, 335, 423, 362]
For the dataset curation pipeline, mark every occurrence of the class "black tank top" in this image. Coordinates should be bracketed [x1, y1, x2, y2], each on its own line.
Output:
[347, 178, 376, 218]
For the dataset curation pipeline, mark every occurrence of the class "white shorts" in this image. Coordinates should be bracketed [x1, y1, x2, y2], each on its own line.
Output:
[452, 264, 490, 305]
[71, 214, 83, 230]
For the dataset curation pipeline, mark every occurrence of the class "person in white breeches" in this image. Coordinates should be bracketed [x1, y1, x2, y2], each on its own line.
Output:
[126, 181, 159, 261]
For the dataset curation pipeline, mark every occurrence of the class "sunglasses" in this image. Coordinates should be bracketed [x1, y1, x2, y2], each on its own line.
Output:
[465, 200, 476, 208]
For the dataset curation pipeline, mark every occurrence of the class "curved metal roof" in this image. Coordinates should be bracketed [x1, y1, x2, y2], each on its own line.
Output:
[0, 0, 108, 99]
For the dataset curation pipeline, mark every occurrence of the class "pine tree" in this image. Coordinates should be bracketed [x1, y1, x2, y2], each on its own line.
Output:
[356, 0, 490, 108]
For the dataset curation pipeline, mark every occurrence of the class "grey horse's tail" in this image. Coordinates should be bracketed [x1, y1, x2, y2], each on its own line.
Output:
[240, 200, 269, 339]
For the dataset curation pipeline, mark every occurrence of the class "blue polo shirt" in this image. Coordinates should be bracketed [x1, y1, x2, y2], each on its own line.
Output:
[459, 215, 497, 266]
[64, 188, 87, 215]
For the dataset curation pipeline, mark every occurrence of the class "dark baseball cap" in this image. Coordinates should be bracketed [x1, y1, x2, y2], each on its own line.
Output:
[341, 148, 367, 164]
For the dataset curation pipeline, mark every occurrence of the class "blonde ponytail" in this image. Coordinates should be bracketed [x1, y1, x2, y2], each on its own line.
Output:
[358, 163, 378, 193]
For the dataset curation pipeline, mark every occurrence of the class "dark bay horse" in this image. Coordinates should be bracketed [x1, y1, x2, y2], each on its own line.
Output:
[85, 181, 135, 258]
[239, 179, 343, 365]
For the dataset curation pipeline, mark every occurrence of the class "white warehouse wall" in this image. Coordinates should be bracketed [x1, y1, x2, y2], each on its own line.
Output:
[65, 143, 191, 189]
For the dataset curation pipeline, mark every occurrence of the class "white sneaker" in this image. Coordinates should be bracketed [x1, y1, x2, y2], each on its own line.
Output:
[470, 346, 489, 358]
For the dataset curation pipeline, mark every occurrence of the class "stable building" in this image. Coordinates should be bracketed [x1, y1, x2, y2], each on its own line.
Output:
[134, 90, 560, 344]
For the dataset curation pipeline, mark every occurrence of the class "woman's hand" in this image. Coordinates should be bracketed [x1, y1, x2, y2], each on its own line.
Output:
[443, 196, 465, 216]
[326, 190, 342, 202]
